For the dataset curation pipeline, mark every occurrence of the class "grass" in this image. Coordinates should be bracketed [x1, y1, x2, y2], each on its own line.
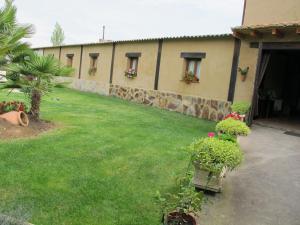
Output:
[0, 88, 215, 225]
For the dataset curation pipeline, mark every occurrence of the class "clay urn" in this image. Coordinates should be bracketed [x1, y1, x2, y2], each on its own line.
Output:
[0, 111, 29, 127]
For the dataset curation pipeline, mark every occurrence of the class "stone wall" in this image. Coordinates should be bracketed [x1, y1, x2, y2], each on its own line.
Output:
[109, 85, 231, 121]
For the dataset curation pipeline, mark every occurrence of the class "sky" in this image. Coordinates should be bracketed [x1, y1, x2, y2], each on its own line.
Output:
[11, 0, 245, 48]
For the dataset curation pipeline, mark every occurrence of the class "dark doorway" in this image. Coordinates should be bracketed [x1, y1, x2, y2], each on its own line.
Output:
[254, 50, 300, 131]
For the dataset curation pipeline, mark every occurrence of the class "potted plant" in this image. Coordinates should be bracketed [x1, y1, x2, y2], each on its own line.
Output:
[0, 101, 28, 114]
[124, 68, 137, 79]
[231, 101, 251, 122]
[0, 101, 29, 126]
[238, 67, 249, 81]
[182, 71, 197, 84]
[156, 174, 203, 225]
[187, 137, 243, 192]
[216, 118, 250, 138]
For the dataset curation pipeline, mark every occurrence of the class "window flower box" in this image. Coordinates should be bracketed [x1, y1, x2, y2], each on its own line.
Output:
[182, 71, 199, 84]
[124, 69, 137, 79]
[88, 67, 97, 76]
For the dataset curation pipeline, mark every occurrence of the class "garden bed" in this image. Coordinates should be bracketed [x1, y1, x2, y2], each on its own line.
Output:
[0, 118, 54, 139]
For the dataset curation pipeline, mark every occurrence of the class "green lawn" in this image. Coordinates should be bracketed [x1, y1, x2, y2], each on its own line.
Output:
[0, 88, 214, 225]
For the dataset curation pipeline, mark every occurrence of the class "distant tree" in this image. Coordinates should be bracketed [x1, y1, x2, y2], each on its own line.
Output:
[51, 23, 65, 46]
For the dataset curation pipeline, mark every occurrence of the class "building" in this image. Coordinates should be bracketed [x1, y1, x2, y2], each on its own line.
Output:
[34, 0, 300, 124]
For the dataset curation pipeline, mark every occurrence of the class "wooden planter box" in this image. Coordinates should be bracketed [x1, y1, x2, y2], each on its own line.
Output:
[193, 163, 226, 193]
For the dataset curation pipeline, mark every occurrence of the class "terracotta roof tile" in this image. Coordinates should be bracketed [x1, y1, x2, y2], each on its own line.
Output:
[232, 21, 300, 31]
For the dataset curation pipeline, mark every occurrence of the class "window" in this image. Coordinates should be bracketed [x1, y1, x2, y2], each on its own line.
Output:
[34, 49, 43, 56]
[66, 54, 74, 67]
[125, 53, 141, 79]
[89, 53, 99, 76]
[180, 52, 206, 83]
[186, 59, 201, 81]
[129, 57, 138, 71]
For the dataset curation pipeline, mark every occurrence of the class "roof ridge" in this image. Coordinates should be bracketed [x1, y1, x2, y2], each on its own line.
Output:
[33, 33, 233, 49]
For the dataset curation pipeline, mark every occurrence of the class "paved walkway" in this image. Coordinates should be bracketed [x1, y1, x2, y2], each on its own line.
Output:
[199, 125, 300, 225]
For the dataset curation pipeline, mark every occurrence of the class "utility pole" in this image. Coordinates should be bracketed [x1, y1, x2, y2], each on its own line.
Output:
[102, 25, 105, 40]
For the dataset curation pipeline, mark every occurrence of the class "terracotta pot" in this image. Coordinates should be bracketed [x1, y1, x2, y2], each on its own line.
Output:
[165, 212, 197, 225]
[0, 111, 29, 127]
[240, 75, 246, 81]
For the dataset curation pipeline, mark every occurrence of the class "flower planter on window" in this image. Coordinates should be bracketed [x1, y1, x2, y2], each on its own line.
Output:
[182, 58, 201, 84]
[88, 67, 97, 76]
[124, 69, 137, 79]
[182, 72, 199, 84]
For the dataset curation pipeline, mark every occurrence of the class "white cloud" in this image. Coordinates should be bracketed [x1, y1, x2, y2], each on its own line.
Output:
[10, 0, 244, 47]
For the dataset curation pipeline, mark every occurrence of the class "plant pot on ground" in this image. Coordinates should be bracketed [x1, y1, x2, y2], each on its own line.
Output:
[187, 137, 243, 192]
[0, 111, 29, 126]
[230, 101, 251, 123]
[193, 163, 227, 192]
[165, 212, 197, 225]
[215, 118, 250, 138]
[156, 174, 203, 225]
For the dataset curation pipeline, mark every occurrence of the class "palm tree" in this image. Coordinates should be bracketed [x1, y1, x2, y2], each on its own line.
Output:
[6, 53, 74, 120]
[0, 1, 72, 121]
[0, 0, 33, 70]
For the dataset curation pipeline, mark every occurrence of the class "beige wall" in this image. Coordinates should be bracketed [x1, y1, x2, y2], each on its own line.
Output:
[234, 40, 258, 102]
[37, 37, 239, 102]
[243, 0, 300, 25]
[81, 44, 112, 93]
[60, 46, 82, 78]
[80, 44, 112, 84]
[158, 38, 235, 101]
[43, 48, 60, 59]
[112, 41, 158, 90]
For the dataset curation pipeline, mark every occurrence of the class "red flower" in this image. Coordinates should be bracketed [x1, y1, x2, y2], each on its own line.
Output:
[224, 112, 242, 120]
[208, 132, 215, 138]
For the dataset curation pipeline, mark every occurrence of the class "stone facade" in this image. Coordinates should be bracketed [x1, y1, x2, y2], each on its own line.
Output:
[54, 78, 231, 121]
[109, 85, 231, 121]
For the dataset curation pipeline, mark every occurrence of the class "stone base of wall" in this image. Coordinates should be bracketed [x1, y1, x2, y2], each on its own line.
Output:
[54, 77, 109, 95]
[109, 85, 231, 121]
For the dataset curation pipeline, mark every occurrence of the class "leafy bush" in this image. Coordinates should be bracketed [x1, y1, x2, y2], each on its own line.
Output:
[188, 137, 243, 174]
[216, 118, 250, 136]
[231, 102, 251, 115]
[218, 133, 237, 143]
[0, 101, 28, 114]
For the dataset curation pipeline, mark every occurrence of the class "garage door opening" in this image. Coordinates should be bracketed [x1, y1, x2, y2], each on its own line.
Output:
[254, 50, 300, 131]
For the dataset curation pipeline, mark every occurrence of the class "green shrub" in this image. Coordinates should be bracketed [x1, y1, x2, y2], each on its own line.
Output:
[0, 101, 29, 113]
[218, 133, 237, 143]
[188, 137, 243, 174]
[216, 118, 250, 136]
[231, 101, 251, 115]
